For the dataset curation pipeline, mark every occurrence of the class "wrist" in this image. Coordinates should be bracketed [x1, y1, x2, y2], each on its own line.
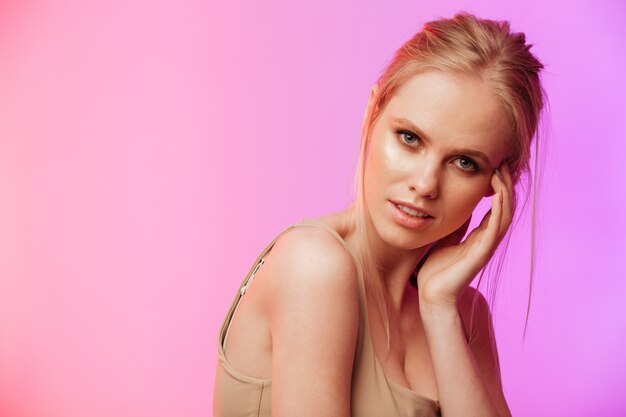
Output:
[418, 291, 458, 311]
[418, 297, 459, 322]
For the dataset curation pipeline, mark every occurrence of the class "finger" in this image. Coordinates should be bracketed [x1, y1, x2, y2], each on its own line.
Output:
[486, 190, 504, 245]
[500, 165, 514, 236]
[463, 207, 491, 245]
[464, 190, 503, 257]
[492, 165, 514, 240]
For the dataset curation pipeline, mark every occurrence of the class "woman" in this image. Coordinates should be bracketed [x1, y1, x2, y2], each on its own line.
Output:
[214, 11, 545, 417]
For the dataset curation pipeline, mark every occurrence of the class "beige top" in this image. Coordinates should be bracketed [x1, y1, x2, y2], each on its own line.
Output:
[214, 217, 441, 417]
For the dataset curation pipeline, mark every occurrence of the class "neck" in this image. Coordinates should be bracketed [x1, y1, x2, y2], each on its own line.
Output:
[341, 205, 431, 314]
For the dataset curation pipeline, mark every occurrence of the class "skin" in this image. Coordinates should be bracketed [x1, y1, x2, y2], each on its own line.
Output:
[359, 69, 511, 309]
[219, 69, 516, 417]
[327, 69, 515, 415]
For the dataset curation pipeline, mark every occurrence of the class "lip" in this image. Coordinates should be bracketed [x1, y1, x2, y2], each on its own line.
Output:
[390, 200, 434, 218]
[389, 200, 435, 230]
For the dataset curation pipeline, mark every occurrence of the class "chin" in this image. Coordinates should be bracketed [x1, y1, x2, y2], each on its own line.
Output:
[379, 222, 436, 250]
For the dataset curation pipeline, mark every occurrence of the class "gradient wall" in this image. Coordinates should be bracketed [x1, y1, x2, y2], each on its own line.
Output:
[1, 1, 624, 416]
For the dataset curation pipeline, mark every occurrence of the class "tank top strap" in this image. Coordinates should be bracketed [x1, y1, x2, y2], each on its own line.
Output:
[218, 217, 369, 363]
[218, 218, 308, 357]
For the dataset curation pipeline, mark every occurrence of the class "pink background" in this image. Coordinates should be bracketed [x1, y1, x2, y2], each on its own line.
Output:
[1, 1, 625, 416]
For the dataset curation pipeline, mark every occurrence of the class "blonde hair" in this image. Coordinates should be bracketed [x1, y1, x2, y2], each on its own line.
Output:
[349, 11, 547, 362]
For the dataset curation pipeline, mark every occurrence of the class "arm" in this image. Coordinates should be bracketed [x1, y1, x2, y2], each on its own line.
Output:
[419, 288, 512, 417]
[263, 227, 359, 417]
[462, 288, 512, 416]
[415, 165, 515, 416]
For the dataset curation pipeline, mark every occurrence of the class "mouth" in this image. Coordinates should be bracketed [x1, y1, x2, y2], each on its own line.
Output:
[389, 201, 435, 229]
[390, 200, 434, 218]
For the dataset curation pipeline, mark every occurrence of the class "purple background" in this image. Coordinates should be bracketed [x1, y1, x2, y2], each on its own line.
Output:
[0, 0, 625, 416]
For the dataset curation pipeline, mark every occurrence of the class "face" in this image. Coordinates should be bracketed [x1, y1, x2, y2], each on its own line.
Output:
[363, 70, 510, 250]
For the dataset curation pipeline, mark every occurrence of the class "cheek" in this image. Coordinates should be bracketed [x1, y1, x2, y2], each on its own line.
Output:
[365, 138, 396, 186]
[381, 136, 410, 171]
[374, 141, 415, 192]
[363, 150, 384, 210]
[447, 181, 488, 219]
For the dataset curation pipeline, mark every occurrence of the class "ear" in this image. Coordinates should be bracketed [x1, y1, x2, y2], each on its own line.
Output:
[363, 82, 379, 124]
[361, 82, 381, 153]
[370, 81, 379, 100]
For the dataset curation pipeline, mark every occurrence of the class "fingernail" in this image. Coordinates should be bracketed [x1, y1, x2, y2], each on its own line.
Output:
[495, 168, 504, 182]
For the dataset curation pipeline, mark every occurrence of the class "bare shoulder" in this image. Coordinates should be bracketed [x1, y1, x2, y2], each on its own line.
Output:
[258, 225, 359, 308]
[257, 224, 359, 415]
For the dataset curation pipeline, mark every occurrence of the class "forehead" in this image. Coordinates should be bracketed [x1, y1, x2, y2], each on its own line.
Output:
[382, 70, 510, 162]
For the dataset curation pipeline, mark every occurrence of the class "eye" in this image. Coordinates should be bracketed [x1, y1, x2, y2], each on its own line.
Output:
[455, 156, 480, 173]
[396, 129, 422, 147]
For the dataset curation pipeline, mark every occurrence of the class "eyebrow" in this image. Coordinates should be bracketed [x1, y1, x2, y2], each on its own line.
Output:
[390, 116, 494, 167]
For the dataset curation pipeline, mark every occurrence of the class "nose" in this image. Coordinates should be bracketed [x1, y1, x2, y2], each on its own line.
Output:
[408, 159, 439, 199]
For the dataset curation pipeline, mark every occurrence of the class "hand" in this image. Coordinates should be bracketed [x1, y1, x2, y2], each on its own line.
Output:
[416, 164, 515, 308]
